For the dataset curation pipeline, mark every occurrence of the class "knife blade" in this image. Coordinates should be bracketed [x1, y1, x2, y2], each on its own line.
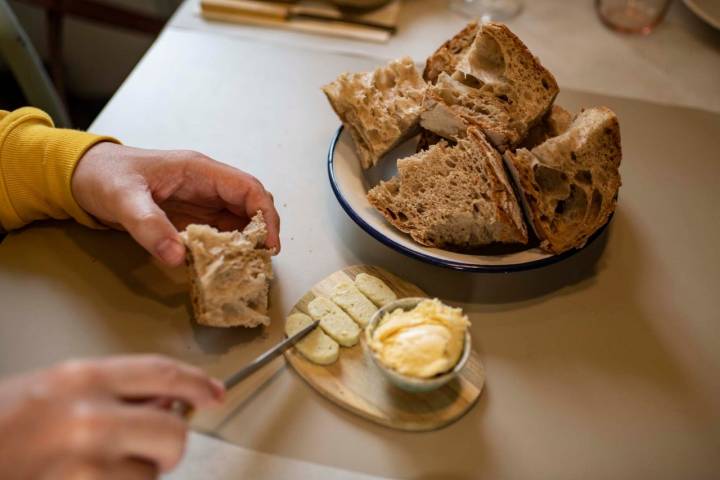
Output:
[223, 318, 319, 390]
[172, 318, 319, 417]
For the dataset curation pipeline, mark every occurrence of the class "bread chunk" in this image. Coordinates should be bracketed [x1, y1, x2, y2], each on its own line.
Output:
[286, 313, 339, 365]
[421, 72, 519, 148]
[520, 105, 573, 150]
[330, 282, 377, 328]
[423, 21, 480, 84]
[504, 107, 622, 254]
[180, 213, 273, 328]
[354, 273, 397, 307]
[367, 127, 528, 248]
[323, 57, 427, 169]
[308, 296, 361, 347]
[421, 22, 558, 152]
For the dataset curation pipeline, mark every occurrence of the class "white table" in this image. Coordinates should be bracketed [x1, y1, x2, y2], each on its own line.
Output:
[171, 0, 720, 113]
[1, 2, 719, 479]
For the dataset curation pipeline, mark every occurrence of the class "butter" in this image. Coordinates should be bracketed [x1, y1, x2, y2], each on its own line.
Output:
[369, 299, 470, 378]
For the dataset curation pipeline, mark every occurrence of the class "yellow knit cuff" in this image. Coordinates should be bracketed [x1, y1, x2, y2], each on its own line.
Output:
[0, 108, 119, 230]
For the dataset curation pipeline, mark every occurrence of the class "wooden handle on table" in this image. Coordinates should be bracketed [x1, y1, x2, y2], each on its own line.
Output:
[201, 0, 288, 19]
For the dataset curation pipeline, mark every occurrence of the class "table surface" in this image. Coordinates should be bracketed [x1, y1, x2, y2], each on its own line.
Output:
[1, 1, 720, 479]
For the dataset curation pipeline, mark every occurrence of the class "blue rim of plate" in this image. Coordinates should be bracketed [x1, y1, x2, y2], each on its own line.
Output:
[327, 126, 609, 273]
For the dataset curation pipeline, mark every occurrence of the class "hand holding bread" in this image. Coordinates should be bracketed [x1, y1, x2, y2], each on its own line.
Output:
[72, 143, 280, 266]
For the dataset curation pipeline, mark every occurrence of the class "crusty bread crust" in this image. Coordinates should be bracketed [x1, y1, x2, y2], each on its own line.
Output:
[504, 107, 622, 254]
[423, 21, 480, 84]
[323, 57, 426, 169]
[421, 22, 559, 152]
[368, 127, 528, 248]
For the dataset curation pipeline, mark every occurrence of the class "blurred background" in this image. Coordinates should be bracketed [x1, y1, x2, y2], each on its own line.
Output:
[1, 0, 182, 128]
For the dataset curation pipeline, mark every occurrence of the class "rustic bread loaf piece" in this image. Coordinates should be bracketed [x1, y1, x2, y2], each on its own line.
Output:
[180, 212, 273, 328]
[323, 57, 427, 169]
[504, 107, 622, 254]
[367, 127, 528, 248]
[421, 72, 518, 148]
[421, 22, 558, 152]
[520, 105, 573, 150]
[423, 21, 480, 84]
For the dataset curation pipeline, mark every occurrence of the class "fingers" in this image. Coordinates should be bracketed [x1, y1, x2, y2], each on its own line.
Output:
[219, 181, 280, 252]
[243, 186, 281, 253]
[101, 406, 188, 473]
[116, 187, 185, 266]
[46, 458, 157, 480]
[103, 459, 158, 480]
[68, 355, 224, 407]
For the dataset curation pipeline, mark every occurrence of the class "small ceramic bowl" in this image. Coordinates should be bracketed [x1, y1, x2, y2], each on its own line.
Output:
[364, 297, 471, 393]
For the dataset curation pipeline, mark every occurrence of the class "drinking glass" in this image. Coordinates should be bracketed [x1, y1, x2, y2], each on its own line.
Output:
[596, 0, 671, 34]
[449, 0, 523, 22]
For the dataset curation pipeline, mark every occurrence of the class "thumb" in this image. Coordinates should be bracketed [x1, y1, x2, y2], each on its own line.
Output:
[118, 187, 185, 266]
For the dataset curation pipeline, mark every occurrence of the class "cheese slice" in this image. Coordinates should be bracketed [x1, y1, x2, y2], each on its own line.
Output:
[330, 281, 377, 328]
[354, 273, 397, 307]
[307, 296, 360, 347]
[286, 313, 339, 365]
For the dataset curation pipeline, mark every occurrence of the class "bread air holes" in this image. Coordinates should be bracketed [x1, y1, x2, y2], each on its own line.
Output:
[534, 164, 569, 196]
[588, 189, 602, 220]
[574, 170, 592, 185]
[541, 78, 550, 90]
[456, 72, 483, 89]
[563, 184, 588, 221]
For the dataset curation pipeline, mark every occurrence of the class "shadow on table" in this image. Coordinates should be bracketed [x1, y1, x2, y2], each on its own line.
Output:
[55, 221, 264, 355]
[332, 202, 612, 306]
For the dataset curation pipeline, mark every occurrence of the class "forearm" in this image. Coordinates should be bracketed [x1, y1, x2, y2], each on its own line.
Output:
[0, 107, 118, 231]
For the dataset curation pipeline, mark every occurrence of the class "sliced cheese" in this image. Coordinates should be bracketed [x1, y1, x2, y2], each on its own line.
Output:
[286, 312, 339, 365]
[331, 281, 377, 328]
[354, 273, 397, 307]
[307, 296, 360, 347]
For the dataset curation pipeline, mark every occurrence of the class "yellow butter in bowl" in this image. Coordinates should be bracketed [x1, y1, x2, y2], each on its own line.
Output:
[369, 298, 470, 379]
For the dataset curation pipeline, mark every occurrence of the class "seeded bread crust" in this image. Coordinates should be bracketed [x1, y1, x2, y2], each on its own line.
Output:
[323, 57, 427, 169]
[367, 127, 528, 248]
[504, 107, 622, 254]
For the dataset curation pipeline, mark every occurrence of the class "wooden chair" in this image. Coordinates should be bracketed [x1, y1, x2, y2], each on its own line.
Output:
[0, 0, 70, 126]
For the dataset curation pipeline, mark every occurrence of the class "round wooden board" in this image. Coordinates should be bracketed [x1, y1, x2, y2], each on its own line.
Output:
[284, 265, 485, 432]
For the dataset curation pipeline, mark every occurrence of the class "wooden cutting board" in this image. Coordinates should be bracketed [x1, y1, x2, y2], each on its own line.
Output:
[284, 265, 485, 431]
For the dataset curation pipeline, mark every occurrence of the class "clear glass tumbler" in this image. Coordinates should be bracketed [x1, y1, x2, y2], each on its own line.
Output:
[595, 0, 671, 34]
[449, 0, 523, 22]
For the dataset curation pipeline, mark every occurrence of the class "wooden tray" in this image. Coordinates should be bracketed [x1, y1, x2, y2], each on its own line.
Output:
[284, 265, 485, 431]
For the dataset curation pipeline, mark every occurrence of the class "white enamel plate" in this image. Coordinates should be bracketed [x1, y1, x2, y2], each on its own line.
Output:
[327, 126, 609, 272]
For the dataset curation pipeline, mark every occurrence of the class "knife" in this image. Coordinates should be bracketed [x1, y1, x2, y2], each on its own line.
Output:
[201, 0, 397, 34]
[172, 318, 320, 417]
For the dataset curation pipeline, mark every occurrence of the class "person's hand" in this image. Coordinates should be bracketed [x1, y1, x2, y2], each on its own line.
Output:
[0, 355, 224, 479]
[72, 143, 281, 267]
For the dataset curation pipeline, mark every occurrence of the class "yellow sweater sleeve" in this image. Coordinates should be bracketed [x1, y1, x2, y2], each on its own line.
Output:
[0, 107, 119, 231]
